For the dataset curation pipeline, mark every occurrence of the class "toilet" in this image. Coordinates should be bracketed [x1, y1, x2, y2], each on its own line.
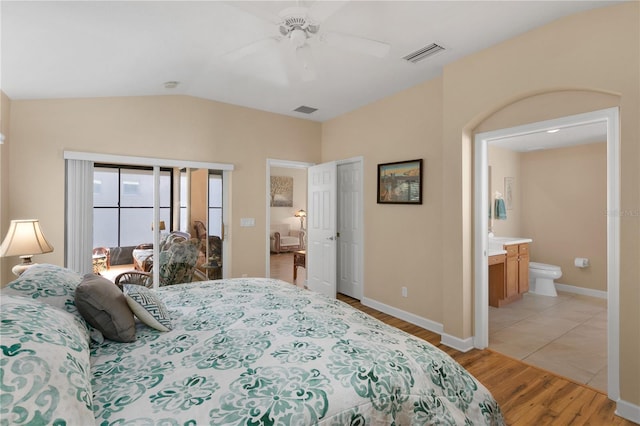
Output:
[528, 262, 562, 297]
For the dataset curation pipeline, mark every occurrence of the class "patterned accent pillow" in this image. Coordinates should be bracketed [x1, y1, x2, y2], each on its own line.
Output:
[1, 264, 91, 341]
[0, 295, 95, 425]
[123, 284, 173, 332]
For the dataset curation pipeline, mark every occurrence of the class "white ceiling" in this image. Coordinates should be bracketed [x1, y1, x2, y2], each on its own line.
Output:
[1, 0, 624, 123]
[490, 121, 608, 152]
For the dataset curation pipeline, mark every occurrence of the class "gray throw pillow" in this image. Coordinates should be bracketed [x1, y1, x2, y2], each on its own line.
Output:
[75, 274, 136, 342]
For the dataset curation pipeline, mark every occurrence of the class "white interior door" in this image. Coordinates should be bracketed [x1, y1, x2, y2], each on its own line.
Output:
[307, 161, 337, 298]
[337, 161, 363, 299]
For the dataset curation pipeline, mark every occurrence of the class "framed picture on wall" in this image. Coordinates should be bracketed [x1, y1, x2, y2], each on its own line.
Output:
[504, 177, 514, 210]
[377, 159, 423, 204]
[270, 176, 293, 207]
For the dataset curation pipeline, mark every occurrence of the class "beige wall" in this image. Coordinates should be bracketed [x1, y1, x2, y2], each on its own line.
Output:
[5, 95, 321, 282]
[488, 146, 521, 237]
[322, 77, 444, 324]
[521, 143, 607, 292]
[270, 166, 307, 230]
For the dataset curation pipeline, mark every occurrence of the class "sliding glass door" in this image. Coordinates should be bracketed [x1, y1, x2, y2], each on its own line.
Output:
[93, 165, 172, 248]
[65, 150, 234, 280]
[91, 163, 225, 283]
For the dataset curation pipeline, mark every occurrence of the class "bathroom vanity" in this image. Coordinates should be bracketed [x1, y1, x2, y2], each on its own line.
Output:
[488, 237, 532, 307]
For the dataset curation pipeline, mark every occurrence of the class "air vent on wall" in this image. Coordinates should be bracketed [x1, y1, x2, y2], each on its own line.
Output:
[293, 105, 318, 114]
[402, 43, 445, 63]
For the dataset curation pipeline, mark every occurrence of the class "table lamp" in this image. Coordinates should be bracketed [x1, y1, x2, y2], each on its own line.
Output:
[151, 220, 166, 231]
[0, 219, 54, 276]
[294, 209, 306, 231]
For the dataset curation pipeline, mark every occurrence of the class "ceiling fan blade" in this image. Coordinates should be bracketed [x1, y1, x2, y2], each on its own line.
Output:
[296, 45, 317, 82]
[322, 31, 390, 58]
[307, 0, 349, 22]
[223, 37, 278, 62]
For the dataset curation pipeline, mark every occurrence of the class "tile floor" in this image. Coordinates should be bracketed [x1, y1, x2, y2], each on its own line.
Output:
[489, 291, 608, 392]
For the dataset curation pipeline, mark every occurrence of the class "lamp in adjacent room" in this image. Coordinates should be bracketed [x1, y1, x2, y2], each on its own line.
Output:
[0, 219, 54, 276]
[294, 209, 306, 232]
[151, 221, 166, 231]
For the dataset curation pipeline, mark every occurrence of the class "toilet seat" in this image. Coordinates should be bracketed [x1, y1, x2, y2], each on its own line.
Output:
[529, 262, 562, 296]
[529, 262, 561, 272]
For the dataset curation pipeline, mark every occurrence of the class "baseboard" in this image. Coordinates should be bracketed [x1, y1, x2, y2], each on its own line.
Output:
[440, 334, 475, 353]
[555, 283, 607, 299]
[616, 399, 640, 424]
[361, 297, 443, 335]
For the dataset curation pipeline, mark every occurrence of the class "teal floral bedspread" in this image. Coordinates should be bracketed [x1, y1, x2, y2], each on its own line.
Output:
[90, 278, 504, 425]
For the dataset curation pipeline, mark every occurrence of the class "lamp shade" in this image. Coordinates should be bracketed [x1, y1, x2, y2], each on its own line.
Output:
[0, 219, 54, 258]
[295, 209, 306, 218]
[151, 220, 166, 231]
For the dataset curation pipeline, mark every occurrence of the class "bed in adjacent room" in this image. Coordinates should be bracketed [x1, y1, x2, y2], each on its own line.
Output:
[1, 264, 504, 425]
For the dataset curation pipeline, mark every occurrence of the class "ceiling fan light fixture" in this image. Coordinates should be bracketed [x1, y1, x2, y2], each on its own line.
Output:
[289, 28, 307, 48]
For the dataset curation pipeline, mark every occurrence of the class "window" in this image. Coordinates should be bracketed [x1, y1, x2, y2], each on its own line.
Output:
[208, 172, 223, 238]
[180, 170, 188, 232]
[93, 165, 172, 247]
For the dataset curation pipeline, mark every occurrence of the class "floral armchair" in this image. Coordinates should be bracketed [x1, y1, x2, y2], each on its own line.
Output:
[132, 231, 189, 272]
[122, 232, 200, 287]
[158, 238, 202, 287]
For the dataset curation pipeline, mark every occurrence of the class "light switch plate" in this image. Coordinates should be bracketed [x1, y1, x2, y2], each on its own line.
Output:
[240, 218, 255, 227]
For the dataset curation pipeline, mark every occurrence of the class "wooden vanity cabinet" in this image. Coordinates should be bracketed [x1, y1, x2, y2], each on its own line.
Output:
[517, 243, 529, 293]
[504, 245, 519, 299]
[489, 242, 530, 307]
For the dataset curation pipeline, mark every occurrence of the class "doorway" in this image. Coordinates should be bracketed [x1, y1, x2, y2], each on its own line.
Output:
[473, 107, 620, 400]
[266, 159, 313, 284]
[266, 157, 364, 300]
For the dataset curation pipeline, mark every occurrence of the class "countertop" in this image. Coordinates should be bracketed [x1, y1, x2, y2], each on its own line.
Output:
[489, 237, 533, 245]
[488, 237, 532, 257]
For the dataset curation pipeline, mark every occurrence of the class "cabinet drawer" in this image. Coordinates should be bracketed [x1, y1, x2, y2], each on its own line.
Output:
[489, 254, 506, 266]
[505, 245, 518, 256]
[519, 243, 529, 255]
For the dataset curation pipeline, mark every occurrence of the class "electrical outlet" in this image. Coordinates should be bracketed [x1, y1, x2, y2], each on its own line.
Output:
[402, 287, 408, 297]
[240, 218, 255, 227]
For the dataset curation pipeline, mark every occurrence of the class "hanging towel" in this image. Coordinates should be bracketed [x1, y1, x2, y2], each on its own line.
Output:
[495, 198, 507, 220]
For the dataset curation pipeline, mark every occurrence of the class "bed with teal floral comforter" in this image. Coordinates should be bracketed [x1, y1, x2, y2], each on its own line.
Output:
[89, 278, 503, 425]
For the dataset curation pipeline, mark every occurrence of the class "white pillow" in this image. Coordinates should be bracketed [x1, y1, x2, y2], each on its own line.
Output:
[123, 284, 173, 332]
[1, 264, 91, 342]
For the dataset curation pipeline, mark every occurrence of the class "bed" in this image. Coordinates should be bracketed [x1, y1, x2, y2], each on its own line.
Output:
[1, 264, 504, 425]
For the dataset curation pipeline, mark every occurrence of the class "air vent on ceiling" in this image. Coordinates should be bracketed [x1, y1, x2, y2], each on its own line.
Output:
[402, 43, 445, 64]
[293, 105, 318, 114]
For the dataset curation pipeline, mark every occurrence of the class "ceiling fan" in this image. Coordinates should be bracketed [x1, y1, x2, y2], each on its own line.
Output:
[224, 1, 391, 83]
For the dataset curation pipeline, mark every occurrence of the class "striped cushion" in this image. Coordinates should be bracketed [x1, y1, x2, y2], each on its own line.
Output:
[123, 285, 172, 332]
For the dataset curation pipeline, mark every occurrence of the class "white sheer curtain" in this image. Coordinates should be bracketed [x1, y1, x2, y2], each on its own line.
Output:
[65, 159, 94, 274]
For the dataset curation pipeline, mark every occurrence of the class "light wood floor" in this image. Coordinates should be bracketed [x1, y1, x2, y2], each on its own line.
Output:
[270, 251, 305, 285]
